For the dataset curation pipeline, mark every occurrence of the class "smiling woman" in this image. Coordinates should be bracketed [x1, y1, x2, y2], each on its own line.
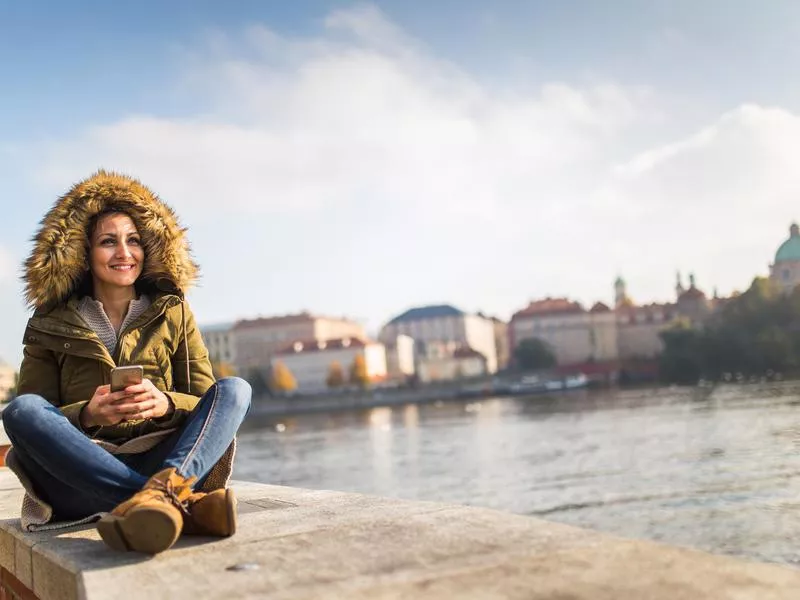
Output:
[2, 171, 252, 555]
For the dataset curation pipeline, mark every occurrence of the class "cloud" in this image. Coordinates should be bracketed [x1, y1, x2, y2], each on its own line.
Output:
[21, 4, 800, 323]
[591, 104, 800, 300]
[35, 4, 648, 227]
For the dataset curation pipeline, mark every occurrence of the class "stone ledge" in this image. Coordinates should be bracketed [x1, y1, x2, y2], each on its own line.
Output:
[0, 469, 797, 599]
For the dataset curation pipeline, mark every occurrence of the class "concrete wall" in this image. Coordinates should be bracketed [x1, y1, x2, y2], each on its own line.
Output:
[1, 468, 799, 599]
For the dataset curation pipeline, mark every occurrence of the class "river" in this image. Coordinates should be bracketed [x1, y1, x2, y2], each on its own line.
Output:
[233, 384, 800, 567]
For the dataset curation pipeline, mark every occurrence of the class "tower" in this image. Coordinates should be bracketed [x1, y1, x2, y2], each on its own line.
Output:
[675, 271, 685, 299]
[614, 276, 627, 308]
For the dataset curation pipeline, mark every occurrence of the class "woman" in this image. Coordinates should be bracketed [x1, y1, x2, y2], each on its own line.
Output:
[3, 170, 252, 555]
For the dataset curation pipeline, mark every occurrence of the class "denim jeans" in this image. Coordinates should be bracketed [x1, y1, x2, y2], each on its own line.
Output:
[2, 377, 251, 521]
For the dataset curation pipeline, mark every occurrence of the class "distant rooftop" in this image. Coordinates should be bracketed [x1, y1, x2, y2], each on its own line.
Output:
[233, 312, 359, 331]
[388, 304, 465, 324]
[512, 298, 584, 319]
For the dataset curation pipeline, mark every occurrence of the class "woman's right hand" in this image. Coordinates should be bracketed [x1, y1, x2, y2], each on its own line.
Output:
[79, 385, 131, 429]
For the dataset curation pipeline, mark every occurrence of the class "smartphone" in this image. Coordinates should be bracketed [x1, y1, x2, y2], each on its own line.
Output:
[110, 365, 144, 393]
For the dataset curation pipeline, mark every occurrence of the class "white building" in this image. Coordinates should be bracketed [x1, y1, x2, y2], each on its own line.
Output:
[271, 338, 387, 394]
[0, 360, 16, 401]
[416, 342, 487, 383]
[200, 323, 237, 366]
[384, 334, 416, 381]
[379, 305, 498, 374]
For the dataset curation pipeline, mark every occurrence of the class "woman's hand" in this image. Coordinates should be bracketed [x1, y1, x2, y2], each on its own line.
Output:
[115, 378, 174, 421]
[80, 385, 132, 429]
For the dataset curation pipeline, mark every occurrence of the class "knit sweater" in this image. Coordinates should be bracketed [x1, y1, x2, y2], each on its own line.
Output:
[77, 295, 152, 355]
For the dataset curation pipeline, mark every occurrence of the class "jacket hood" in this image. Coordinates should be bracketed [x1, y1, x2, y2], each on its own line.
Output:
[23, 170, 199, 310]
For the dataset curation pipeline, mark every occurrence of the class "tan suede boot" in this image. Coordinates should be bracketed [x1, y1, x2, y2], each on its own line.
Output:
[97, 468, 195, 554]
[182, 488, 238, 537]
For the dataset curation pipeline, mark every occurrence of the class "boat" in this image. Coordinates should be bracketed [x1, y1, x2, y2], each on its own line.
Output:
[509, 373, 588, 395]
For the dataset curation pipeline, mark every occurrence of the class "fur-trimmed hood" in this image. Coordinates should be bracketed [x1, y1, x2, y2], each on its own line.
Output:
[23, 170, 199, 310]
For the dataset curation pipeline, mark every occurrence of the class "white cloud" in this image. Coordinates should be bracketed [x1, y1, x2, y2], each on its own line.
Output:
[23, 4, 800, 324]
[36, 4, 648, 227]
[591, 104, 800, 300]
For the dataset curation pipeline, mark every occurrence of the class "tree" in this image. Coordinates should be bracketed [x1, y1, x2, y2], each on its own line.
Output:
[270, 361, 297, 394]
[211, 361, 237, 379]
[326, 361, 345, 388]
[658, 323, 704, 385]
[513, 338, 557, 371]
[658, 276, 800, 384]
[243, 368, 271, 397]
[349, 354, 370, 388]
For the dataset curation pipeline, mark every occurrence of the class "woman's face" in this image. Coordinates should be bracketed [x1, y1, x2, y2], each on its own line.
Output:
[89, 213, 145, 293]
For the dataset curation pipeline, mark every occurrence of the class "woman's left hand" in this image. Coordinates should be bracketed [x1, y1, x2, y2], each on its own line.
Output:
[117, 378, 174, 421]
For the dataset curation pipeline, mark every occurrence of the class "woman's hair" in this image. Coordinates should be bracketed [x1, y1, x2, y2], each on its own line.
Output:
[86, 205, 132, 242]
[77, 206, 143, 298]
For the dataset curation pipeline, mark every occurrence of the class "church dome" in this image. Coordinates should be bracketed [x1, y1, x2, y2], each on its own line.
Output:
[775, 223, 800, 263]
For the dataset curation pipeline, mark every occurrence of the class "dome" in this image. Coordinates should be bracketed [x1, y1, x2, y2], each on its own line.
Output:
[775, 223, 800, 263]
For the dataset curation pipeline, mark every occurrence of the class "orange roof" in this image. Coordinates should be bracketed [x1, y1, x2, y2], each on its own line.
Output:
[590, 302, 611, 313]
[512, 297, 584, 319]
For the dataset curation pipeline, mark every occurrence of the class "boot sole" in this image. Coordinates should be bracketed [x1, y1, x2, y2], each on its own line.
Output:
[97, 506, 181, 554]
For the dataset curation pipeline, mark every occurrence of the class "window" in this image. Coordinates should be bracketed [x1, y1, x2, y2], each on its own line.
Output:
[783, 269, 791, 281]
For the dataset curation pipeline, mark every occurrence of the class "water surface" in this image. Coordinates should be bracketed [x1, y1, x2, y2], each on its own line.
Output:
[234, 385, 800, 566]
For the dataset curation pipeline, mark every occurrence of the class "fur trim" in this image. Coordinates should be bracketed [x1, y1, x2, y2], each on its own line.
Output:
[23, 170, 198, 309]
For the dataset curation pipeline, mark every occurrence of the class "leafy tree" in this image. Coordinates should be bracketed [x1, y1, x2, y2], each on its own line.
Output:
[658, 323, 704, 385]
[326, 361, 345, 388]
[270, 361, 297, 394]
[243, 368, 271, 397]
[659, 277, 800, 384]
[513, 338, 557, 371]
[349, 354, 370, 388]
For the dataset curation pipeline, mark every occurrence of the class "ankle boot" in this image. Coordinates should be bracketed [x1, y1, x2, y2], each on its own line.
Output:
[97, 467, 195, 554]
[182, 488, 237, 537]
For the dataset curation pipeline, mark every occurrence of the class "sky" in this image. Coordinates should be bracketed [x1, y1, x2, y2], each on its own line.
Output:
[3, 0, 800, 365]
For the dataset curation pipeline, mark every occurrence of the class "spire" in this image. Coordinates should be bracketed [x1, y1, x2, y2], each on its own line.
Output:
[675, 270, 684, 298]
[689, 273, 696, 289]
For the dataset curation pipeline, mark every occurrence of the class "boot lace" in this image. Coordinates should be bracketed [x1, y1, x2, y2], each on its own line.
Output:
[150, 478, 192, 515]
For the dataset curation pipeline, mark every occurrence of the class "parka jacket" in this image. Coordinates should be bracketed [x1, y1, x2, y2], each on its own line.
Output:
[10, 170, 233, 530]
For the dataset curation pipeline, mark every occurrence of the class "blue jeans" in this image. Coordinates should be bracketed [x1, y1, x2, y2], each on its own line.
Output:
[2, 377, 251, 521]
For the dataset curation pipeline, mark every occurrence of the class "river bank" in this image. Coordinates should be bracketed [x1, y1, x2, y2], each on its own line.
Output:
[246, 377, 800, 419]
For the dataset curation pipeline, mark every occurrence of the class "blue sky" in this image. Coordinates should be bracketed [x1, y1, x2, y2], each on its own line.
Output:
[3, 0, 800, 365]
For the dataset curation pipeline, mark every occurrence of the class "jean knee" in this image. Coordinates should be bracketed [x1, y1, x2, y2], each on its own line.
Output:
[216, 377, 252, 418]
[2, 394, 48, 435]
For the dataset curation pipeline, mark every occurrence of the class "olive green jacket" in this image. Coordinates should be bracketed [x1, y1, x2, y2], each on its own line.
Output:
[18, 292, 214, 440]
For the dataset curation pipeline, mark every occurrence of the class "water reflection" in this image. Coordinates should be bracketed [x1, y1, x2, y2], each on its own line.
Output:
[235, 383, 800, 567]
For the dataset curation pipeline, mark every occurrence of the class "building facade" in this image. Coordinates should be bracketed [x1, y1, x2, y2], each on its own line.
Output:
[416, 342, 487, 383]
[509, 298, 619, 366]
[384, 334, 416, 382]
[379, 305, 498, 374]
[200, 322, 237, 366]
[233, 312, 366, 373]
[271, 338, 387, 393]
